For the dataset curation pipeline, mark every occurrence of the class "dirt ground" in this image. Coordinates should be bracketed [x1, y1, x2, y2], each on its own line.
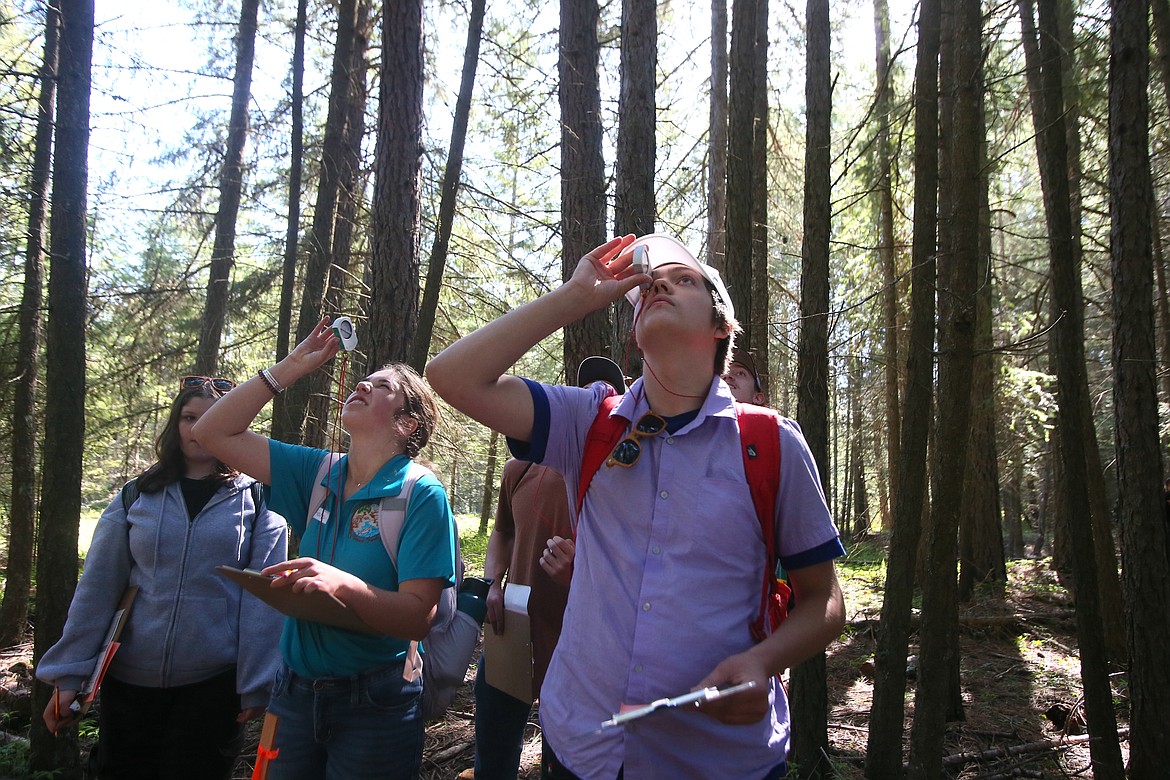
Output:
[0, 557, 1128, 779]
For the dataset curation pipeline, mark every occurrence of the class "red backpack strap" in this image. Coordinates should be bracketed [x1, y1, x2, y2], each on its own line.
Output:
[577, 394, 626, 516]
[735, 403, 788, 642]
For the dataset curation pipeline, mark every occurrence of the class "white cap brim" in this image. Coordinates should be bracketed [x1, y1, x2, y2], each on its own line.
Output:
[624, 233, 734, 321]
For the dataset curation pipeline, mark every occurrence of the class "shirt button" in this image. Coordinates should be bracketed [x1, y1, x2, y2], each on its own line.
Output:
[642, 602, 651, 612]
[652, 546, 661, 555]
[660, 490, 669, 499]
[634, 664, 643, 673]
[666, 437, 675, 445]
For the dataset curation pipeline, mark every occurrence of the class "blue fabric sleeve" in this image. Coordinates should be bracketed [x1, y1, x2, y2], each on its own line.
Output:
[505, 378, 551, 463]
[778, 537, 847, 571]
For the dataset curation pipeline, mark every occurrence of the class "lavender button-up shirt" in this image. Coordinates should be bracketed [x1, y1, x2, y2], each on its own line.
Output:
[508, 377, 843, 780]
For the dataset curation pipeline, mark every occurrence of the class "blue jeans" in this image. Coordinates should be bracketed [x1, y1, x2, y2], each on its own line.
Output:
[473, 659, 536, 779]
[265, 662, 424, 780]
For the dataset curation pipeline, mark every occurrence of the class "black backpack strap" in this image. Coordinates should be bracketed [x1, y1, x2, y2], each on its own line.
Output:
[119, 477, 141, 514]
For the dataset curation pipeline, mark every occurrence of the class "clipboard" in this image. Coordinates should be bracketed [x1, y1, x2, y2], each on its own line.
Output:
[74, 585, 138, 716]
[483, 583, 534, 703]
[216, 566, 379, 635]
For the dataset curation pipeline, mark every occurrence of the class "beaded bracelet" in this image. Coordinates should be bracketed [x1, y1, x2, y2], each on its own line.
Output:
[258, 367, 284, 396]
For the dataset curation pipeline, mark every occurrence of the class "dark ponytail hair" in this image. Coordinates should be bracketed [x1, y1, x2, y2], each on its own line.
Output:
[136, 383, 236, 493]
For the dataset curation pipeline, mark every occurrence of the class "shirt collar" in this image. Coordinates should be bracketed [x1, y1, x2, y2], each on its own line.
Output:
[324, 452, 412, 499]
[611, 376, 735, 435]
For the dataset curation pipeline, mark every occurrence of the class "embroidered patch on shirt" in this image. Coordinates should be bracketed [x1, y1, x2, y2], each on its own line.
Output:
[350, 503, 381, 541]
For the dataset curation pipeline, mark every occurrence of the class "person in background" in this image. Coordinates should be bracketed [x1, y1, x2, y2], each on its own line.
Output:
[462, 357, 626, 780]
[427, 233, 846, 780]
[39, 376, 287, 780]
[723, 347, 767, 406]
[192, 318, 457, 780]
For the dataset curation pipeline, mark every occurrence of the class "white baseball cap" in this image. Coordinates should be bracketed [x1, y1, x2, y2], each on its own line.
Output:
[623, 233, 734, 321]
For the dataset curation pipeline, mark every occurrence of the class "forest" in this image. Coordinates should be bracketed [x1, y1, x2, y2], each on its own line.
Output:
[0, 0, 1168, 776]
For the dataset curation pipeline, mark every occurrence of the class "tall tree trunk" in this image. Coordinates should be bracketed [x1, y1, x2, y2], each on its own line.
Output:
[29, 0, 93, 773]
[749, 0, 770, 388]
[1059, 0, 1127, 662]
[1019, 0, 1127, 659]
[195, 0, 260, 374]
[791, 1, 831, 775]
[612, 0, 655, 377]
[479, 430, 500, 535]
[726, 0, 758, 348]
[708, 0, 728, 271]
[1109, 0, 1170, 773]
[367, 0, 425, 369]
[307, 0, 371, 451]
[907, 0, 981, 774]
[0, 0, 58, 649]
[560, 0, 609, 376]
[959, 194, 1006, 601]
[1003, 456, 1026, 559]
[275, 0, 307, 363]
[873, 0, 901, 522]
[849, 358, 869, 539]
[273, 0, 369, 443]
[1022, 0, 1126, 773]
[413, 0, 487, 372]
[1154, 212, 1170, 404]
[1150, 0, 1170, 404]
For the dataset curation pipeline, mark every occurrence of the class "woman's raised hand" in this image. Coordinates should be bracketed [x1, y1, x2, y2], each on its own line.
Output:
[287, 317, 343, 377]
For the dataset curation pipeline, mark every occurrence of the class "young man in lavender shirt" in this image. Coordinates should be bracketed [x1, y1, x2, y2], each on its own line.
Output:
[427, 233, 846, 780]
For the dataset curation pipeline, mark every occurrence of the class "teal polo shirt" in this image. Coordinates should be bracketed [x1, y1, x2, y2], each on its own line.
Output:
[267, 440, 457, 678]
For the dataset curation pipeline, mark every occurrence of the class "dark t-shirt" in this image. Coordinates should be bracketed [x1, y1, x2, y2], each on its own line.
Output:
[180, 476, 224, 520]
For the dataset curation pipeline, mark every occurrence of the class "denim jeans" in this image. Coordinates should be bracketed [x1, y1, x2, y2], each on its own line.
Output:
[94, 669, 242, 780]
[265, 662, 424, 780]
[473, 659, 536, 779]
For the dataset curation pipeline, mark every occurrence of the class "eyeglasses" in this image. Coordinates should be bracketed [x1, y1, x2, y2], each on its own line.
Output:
[180, 375, 236, 392]
[605, 412, 667, 468]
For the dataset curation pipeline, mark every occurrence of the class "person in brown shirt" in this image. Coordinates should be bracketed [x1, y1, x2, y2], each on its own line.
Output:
[464, 357, 625, 780]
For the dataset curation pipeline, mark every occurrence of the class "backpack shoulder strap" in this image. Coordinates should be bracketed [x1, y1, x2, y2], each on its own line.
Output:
[734, 402, 786, 641]
[250, 480, 265, 511]
[119, 477, 141, 514]
[377, 461, 434, 573]
[305, 452, 345, 529]
[577, 394, 626, 516]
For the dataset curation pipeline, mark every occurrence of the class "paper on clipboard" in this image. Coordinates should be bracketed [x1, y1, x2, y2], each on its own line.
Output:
[483, 583, 534, 703]
[216, 566, 379, 635]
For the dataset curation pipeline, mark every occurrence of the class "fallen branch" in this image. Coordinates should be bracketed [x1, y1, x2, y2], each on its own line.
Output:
[942, 726, 1130, 767]
[430, 740, 472, 764]
[849, 610, 1075, 632]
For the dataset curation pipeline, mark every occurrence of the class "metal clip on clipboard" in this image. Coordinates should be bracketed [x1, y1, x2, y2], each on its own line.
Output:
[593, 680, 757, 734]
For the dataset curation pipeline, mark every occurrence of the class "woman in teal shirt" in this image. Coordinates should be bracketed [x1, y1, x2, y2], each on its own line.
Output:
[194, 318, 457, 780]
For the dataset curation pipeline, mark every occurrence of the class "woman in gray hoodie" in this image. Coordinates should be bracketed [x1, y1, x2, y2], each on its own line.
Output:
[38, 377, 288, 780]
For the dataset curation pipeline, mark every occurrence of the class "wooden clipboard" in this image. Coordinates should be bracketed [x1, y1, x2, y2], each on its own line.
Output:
[215, 566, 378, 635]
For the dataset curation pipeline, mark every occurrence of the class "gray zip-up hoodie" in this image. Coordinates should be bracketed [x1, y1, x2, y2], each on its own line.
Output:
[37, 476, 288, 710]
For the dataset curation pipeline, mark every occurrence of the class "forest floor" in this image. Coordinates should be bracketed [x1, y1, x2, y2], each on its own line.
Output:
[0, 541, 1128, 779]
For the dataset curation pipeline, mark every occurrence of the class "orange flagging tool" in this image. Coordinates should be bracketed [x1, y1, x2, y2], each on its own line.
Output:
[250, 712, 280, 780]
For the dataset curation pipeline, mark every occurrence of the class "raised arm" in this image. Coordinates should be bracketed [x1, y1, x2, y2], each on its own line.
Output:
[426, 236, 646, 441]
[194, 317, 341, 484]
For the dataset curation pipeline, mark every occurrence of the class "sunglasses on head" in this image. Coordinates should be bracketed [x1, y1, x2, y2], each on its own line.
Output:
[180, 375, 236, 392]
[605, 412, 667, 468]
